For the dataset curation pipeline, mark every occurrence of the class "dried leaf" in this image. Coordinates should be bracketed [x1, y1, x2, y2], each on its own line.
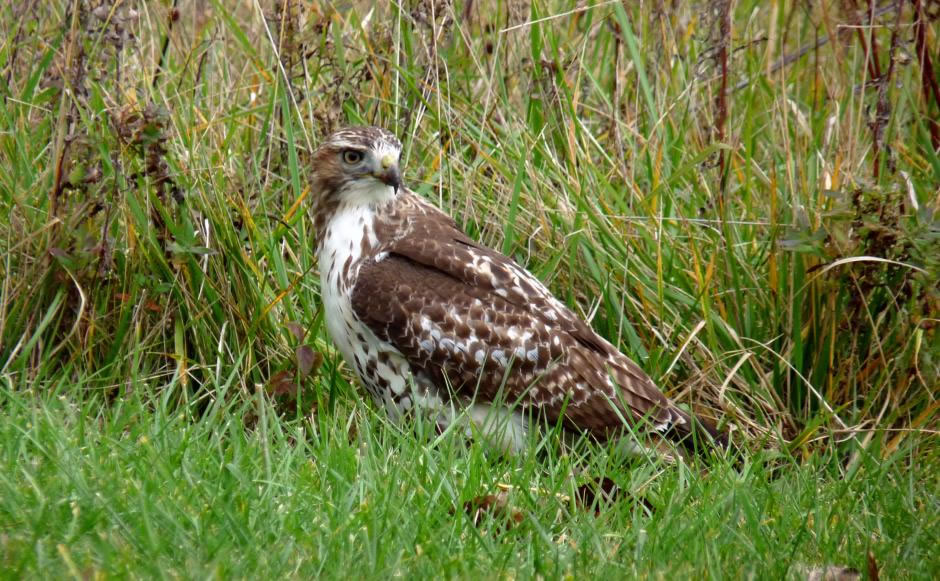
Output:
[574, 476, 619, 512]
[463, 492, 524, 528]
[266, 370, 297, 397]
[286, 321, 305, 342]
[574, 477, 653, 515]
[295, 345, 322, 378]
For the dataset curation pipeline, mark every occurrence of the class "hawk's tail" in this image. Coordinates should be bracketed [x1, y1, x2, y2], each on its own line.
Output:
[663, 406, 729, 456]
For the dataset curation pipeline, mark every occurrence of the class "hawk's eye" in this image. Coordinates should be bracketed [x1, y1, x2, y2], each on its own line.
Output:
[342, 150, 364, 164]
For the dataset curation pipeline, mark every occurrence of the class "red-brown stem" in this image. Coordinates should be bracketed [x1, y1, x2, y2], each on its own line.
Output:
[845, 0, 882, 83]
[871, 2, 904, 178]
[715, 0, 732, 199]
[911, 0, 940, 151]
[865, 0, 884, 79]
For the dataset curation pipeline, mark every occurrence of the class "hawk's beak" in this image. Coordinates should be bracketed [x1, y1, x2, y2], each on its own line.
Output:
[374, 154, 402, 192]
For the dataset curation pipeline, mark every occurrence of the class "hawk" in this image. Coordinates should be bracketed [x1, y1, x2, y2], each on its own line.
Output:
[311, 126, 725, 454]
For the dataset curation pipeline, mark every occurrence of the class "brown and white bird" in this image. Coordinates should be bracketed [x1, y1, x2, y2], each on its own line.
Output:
[311, 126, 725, 454]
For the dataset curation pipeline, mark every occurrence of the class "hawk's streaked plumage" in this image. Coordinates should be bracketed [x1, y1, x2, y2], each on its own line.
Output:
[311, 126, 724, 453]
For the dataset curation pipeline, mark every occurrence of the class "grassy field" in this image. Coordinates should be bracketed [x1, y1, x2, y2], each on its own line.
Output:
[1, 0, 938, 578]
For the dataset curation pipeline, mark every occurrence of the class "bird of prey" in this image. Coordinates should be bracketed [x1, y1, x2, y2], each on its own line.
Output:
[311, 126, 725, 454]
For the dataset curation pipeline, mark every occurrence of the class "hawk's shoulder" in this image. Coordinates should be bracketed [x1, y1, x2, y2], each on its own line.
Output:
[375, 192, 609, 354]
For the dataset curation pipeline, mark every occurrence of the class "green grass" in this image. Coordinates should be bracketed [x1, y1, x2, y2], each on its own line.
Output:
[2, 381, 936, 578]
[0, 0, 938, 577]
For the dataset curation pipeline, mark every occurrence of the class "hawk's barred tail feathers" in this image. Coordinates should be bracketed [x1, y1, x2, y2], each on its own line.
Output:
[662, 406, 729, 456]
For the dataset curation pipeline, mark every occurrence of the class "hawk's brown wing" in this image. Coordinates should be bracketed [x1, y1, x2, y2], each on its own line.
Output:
[351, 208, 694, 439]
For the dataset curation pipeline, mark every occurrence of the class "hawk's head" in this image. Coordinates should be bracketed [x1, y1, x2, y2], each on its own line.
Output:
[311, 126, 403, 209]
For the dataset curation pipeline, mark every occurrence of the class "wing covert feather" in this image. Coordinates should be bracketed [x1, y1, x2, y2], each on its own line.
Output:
[350, 243, 678, 437]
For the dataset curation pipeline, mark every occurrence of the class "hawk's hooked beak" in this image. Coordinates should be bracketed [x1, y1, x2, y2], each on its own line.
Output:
[374, 154, 401, 192]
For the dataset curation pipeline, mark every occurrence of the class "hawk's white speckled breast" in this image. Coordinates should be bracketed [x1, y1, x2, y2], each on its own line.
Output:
[317, 191, 432, 423]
